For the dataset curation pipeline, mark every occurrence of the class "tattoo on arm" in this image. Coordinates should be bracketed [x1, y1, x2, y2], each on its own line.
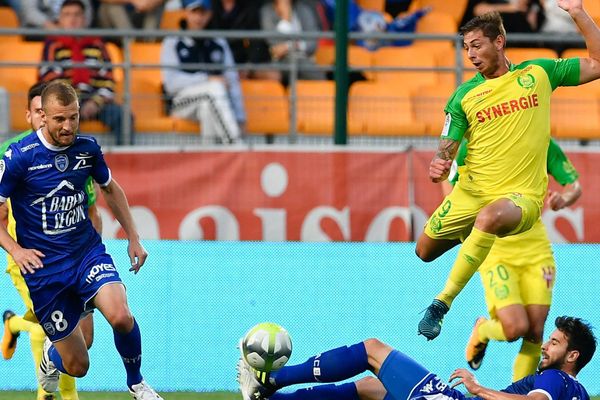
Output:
[436, 139, 459, 161]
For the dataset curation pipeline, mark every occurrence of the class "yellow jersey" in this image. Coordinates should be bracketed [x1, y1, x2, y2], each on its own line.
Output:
[443, 58, 580, 202]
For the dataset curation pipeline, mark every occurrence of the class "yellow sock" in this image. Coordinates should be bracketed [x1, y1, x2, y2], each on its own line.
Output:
[7, 314, 37, 335]
[513, 339, 541, 381]
[436, 228, 496, 307]
[58, 374, 79, 400]
[478, 318, 507, 342]
[28, 324, 53, 400]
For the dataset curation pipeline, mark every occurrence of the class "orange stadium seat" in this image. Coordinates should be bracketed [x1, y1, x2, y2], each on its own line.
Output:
[315, 45, 373, 78]
[240, 79, 289, 135]
[371, 46, 439, 92]
[293, 80, 335, 134]
[0, 42, 43, 132]
[412, 82, 456, 136]
[551, 87, 600, 139]
[505, 47, 558, 64]
[349, 81, 426, 136]
[435, 46, 477, 83]
[413, 11, 457, 57]
[409, 0, 468, 25]
[356, 0, 385, 12]
[160, 9, 185, 30]
[0, 7, 21, 41]
[129, 42, 199, 133]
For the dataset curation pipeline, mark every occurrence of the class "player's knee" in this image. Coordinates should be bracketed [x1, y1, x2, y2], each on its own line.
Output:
[503, 320, 529, 341]
[64, 357, 89, 378]
[415, 244, 435, 262]
[525, 325, 544, 343]
[108, 309, 134, 333]
[363, 338, 388, 356]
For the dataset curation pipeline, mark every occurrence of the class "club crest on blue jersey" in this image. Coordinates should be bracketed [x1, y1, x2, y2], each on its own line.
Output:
[55, 154, 69, 172]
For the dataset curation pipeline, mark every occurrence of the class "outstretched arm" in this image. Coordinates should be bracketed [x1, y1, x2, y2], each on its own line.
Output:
[0, 201, 44, 274]
[560, 0, 600, 83]
[430, 139, 459, 183]
[100, 179, 147, 273]
[450, 369, 547, 400]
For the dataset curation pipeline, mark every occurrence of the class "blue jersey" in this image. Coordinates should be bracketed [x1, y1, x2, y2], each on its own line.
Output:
[0, 130, 111, 277]
[472, 370, 589, 400]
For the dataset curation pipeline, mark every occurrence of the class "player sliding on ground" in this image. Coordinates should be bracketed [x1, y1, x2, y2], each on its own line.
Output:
[415, 0, 600, 340]
[238, 316, 595, 400]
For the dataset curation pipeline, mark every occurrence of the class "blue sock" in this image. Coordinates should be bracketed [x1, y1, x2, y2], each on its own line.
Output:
[271, 343, 369, 388]
[114, 318, 143, 388]
[48, 345, 67, 374]
[270, 382, 359, 400]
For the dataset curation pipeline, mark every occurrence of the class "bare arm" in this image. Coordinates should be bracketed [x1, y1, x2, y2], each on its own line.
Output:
[559, 0, 600, 83]
[100, 179, 147, 273]
[0, 201, 45, 274]
[430, 139, 460, 183]
[546, 180, 582, 210]
[450, 369, 548, 400]
[88, 203, 103, 235]
[0, 203, 8, 228]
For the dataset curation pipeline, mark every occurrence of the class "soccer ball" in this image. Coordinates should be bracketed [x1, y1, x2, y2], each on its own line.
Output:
[242, 322, 292, 372]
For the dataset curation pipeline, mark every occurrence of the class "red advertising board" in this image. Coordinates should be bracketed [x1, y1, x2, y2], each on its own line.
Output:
[99, 149, 599, 242]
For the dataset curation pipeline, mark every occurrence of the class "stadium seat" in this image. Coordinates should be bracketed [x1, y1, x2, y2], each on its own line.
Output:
[160, 9, 185, 30]
[412, 82, 456, 136]
[413, 11, 457, 57]
[293, 80, 335, 135]
[106, 42, 124, 91]
[0, 7, 21, 41]
[552, 87, 600, 139]
[356, 0, 385, 12]
[349, 81, 426, 136]
[409, 0, 468, 25]
[0, 42, 43, 132]
[505, 48, 558, 64]
[435, 46, 477, 83]
[371, 46, 439, 92]
[240, 79, 289, 135]
[315, 45, 373, 79]
[130, 42, 199, 133]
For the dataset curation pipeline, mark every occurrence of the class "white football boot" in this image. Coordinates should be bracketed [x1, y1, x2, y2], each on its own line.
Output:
[38, 338, 60, 393]
[129, 380, 163, 399]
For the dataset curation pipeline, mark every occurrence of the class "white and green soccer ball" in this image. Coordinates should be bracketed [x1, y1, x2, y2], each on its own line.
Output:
[242, 322, 292, 372]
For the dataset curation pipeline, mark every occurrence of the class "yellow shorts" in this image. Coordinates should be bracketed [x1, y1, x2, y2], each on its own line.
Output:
[479, 221, 555, 318]
[7, 261, 38, 323]
[423, 183, 542, 242]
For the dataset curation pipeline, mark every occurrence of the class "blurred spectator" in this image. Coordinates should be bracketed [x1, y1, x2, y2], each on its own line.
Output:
[39, 0, 128, 144]
[209, 0, 280, 80]
[460, 0, 544, 35]
[21, 0, 93, 29]
[386, 0, 413, 17]
[260, 0, 326, 85]
[540, 0, 583, 54]
[356, 7, 429, 50]
[161, 0, 245, 143]
[97, 0, 165, 30]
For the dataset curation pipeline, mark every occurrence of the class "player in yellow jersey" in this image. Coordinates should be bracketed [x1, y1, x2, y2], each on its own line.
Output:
[415, 0, 600, 340]
[0, 82, 102, 400]
[444, 138, 581, 382]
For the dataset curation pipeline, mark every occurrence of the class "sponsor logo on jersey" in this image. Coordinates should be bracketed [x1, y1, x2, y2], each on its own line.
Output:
[28, 163, 53, 171]
[475, 94, 539, 123]
[4, 149, 11, 159]
[31, 180, 87, 235]
[0, 160, 4, 182]
[55, 154, 69, 172]
[20, 143, 39, 152]
[441, 114, 452, 137]
[85, 263, 116, 284]
[494, 284, 509, 299]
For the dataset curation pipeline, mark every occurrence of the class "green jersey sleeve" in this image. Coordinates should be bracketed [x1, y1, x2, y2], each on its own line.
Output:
[0, 130, 33, 154]
[523, 58, 580, 90]
[85, 176, 97, 206]
[442, 78, 483, 141]
[547, 138, 579, 185]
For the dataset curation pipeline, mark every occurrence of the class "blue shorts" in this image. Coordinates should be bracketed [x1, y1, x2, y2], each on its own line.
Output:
[378, 350, 466, 400]
[24, 245, 122, 342]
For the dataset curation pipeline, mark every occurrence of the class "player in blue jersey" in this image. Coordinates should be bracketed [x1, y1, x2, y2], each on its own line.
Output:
[0, 81, 162, 400]
[238, 316, 595, 400]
